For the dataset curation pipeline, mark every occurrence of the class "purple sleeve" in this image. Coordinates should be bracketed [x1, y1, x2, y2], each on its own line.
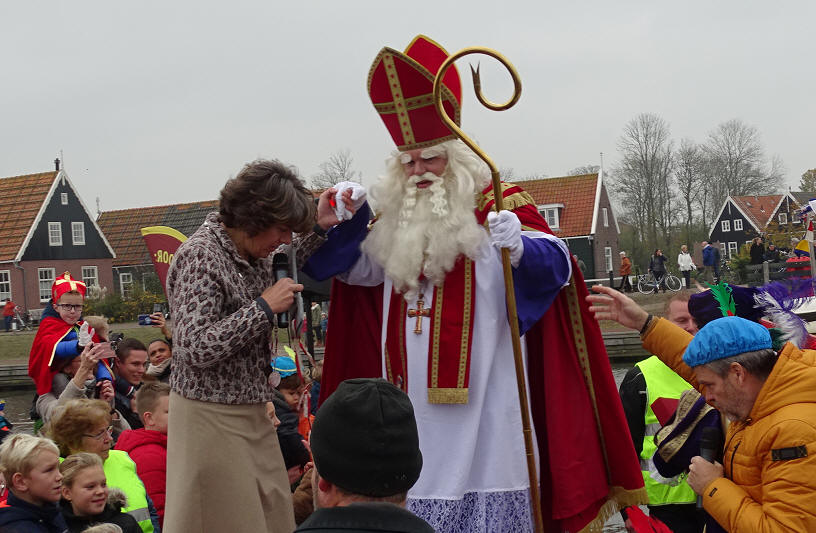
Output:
[513, 235, 571, 335]
[302, 203, 371, 281]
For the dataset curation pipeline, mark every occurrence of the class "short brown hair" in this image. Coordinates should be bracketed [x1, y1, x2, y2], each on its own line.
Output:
[116, 337, 147, 362]
[135, 381, 171, 419]
[662, 291, 692, 316]
[47, 399, 111, 457]
[219, 159, 315, 236]
[278, 373, 304, 391]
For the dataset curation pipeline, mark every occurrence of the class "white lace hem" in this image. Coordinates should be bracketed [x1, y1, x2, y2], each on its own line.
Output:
[407, 488, 533, 533]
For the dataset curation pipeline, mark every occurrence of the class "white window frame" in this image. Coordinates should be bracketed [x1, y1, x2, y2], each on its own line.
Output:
[538, 203, 563, 230]
[71, 222, 86, 245]
[60, 193, 68, 205]
[81, 266, 98, 288]
[728, 241, 738, 258]
[733, 219, 743, 231]
[0, 270, 11, 301]
[720, 242, 727, 257]
[604, 246, 613, 273]
[38, 268, 55, 303]
[779, 212, 788, 224]
[602, 207, 609, 228]
[721, 220, 730, 232]
[48, 222, 62, 246]
[120, 272, 133, 298]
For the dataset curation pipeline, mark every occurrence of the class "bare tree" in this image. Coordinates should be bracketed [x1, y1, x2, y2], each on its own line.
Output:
[499, 166, 516, 180]
[702, 119, 783, 210]
[311, 149, 359, 190]
[800, 168, 816, 192]
[613, 113, 676, 253]
[674, 139, 704, 245]
[567, 164, 600, 176]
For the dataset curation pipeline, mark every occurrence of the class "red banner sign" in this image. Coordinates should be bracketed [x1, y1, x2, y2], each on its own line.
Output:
[140, 226, 188, 296]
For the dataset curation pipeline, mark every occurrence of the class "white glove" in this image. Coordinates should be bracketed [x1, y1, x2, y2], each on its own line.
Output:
[487, 210, 524, 267]
[78, 322, 95, 348]
[333, 181, 367, 222]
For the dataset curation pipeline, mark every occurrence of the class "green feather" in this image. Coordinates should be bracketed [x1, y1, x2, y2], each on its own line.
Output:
[705, 282, 737, 317]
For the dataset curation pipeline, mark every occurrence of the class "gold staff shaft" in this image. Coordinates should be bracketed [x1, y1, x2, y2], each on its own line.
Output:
[432, 47, 544, 533]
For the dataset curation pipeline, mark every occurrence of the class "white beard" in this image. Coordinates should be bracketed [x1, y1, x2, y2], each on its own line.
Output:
[362, 140, 490, 300]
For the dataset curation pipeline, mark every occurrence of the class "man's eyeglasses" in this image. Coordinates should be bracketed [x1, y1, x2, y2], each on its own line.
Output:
[56, 304, 84, 312]
[83, 426, 113, 441]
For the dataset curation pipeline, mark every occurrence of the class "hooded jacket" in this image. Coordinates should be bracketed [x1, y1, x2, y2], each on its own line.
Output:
[0, 491, 67, 533]
[643, 317, 816, 532]
[59, 488, 142, 533]
[114, 429, 167, 525]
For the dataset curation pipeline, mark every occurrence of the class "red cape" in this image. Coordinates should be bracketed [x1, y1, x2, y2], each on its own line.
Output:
[28, 316, 98, 395]
[318, 182, 645, 531]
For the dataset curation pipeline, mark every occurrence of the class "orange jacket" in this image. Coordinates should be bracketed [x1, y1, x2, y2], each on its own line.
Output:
[643, 318, 816, 532]
[619, 257, 632, 276]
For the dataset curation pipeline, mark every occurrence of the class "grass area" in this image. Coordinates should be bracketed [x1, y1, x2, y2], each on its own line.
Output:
[0, 323, 167, 364]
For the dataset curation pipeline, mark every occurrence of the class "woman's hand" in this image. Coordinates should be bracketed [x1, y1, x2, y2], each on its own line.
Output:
[261, 278, 304, 314]
[97, 380, 115, 405]
[72, 343, 106, 388]
[585, 285, 650, 331]
[150, 312, 172, 339]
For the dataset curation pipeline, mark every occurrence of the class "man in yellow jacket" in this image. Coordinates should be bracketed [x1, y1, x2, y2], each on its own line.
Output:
[587, 285, 816, 533]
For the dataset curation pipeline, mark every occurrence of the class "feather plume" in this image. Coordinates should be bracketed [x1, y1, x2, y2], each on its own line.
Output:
[753, 280, 814, 349]
[706, 282, 736, 317]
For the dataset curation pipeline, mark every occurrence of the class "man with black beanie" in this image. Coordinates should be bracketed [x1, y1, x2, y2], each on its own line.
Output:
[296, 378, 433, 533]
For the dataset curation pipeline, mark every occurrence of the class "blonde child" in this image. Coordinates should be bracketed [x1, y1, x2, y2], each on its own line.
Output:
[0, 434, 66, 531]
[59, 452, 140, 533]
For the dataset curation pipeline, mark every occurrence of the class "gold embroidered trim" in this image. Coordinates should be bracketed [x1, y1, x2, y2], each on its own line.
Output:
[478, 182, 536, 212]
[374, 93, 437, 113]
[430, 283, 444, 388]
[575, 486, 648, 533]
[565, 275, 612, 481]
[457, 258, 473, 388]
[382, 53, 414, 147]
[428, 387, 468, 404]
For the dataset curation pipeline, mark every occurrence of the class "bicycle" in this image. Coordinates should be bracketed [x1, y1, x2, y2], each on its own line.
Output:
[637, 271, 682, 294]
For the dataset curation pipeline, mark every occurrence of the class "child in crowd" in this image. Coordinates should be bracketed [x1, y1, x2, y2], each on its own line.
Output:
[114, 382, 169, 528]
[35, 315, 114, 427]
[59, 452, 141, 533]
[28, 272, 112, 399]
[0, 433, 67, 532]
[268, 356, 312, 487]
[308, 360, 323, 416]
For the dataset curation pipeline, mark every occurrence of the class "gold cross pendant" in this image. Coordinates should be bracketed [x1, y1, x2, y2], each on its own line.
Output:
[407, 294, 431, 334]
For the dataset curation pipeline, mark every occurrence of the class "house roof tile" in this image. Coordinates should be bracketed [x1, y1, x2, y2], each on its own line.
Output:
[0, 171, 58, 262]
[731, 195, 783, 229]
[97, 200, 218, 266]
[511, 174, 598, 238]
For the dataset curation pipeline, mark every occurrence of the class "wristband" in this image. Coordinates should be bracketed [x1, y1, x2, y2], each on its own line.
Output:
[255, 297, 276, 323]
[312, 223, 328, 238]
[639, 314, 653, 335]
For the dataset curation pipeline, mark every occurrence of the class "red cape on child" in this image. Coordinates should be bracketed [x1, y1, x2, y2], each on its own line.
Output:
[28, 316, 98, 395]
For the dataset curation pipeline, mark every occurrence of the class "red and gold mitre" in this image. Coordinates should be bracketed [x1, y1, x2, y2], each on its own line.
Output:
[52, 271, 87, 301]
[367, 35, 462, 151]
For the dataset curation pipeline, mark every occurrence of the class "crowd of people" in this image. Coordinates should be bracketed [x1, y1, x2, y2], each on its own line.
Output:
[2, 33, 816, 533]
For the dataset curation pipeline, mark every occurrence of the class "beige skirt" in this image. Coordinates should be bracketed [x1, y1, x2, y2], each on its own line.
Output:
[163, 392, 295, 533]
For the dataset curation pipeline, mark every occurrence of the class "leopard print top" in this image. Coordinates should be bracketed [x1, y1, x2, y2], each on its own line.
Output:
[167, 212, 324, 404]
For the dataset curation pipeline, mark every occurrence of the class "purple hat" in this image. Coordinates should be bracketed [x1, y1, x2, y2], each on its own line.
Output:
[653, 388, 722, 478]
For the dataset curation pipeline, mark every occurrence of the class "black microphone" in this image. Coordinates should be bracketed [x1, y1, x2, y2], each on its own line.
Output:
[697, 426, 719, 510]
[272, 253, 291, 329]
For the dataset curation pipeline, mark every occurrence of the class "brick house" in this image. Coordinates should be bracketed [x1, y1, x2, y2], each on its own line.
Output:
[0, 162, 115, 316]
[95, 200, 218, 297]
[515, 172, 620, 279]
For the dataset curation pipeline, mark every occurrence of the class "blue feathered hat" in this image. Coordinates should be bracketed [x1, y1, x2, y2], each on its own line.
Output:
[270, 355, 297, 378]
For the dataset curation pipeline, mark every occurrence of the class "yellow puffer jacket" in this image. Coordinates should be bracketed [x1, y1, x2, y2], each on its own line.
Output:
[643, 318, 816, 533]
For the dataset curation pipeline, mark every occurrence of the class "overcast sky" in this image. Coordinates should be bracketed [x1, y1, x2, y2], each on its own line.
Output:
[1, 1, 814, 212]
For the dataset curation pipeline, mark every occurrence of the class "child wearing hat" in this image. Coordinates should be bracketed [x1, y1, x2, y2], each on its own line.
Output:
[268, 355, 313, 488]
[28, 272, 113, 398]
